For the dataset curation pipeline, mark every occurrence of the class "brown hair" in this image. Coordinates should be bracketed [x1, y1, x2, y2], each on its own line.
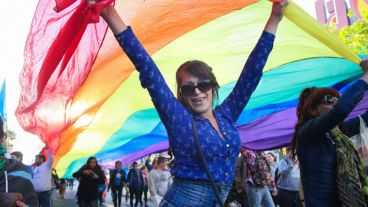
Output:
[267, 152, 277, 162]
[0, 193, 23, 207]
[156, 157, 168, 166]
[0, 117, 6, 144]
[10, 151, 23, 161]
[176, 60, 219, 108]
[291, 87, 340, 159]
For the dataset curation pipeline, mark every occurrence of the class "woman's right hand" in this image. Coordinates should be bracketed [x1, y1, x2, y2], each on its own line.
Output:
[360, 59, 368, 73]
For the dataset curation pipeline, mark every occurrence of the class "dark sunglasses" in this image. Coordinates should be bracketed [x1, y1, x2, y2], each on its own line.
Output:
[321, 94, 339, 105]
[180, 79, 213, 96]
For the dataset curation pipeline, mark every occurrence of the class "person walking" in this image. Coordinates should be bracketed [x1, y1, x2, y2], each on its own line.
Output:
[73, 157, 106, 207]
[140, 166, 149, 207]
[244, 149, 277, 207]
[108, 161, 126, 207]
[277, 147, 300, 207]
[148, 155, 172, 206]
[127, 162, 144, 207]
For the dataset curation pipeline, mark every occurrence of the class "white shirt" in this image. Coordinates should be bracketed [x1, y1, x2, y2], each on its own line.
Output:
[148, 169, 172, 197]
[32, 149, 54, 192]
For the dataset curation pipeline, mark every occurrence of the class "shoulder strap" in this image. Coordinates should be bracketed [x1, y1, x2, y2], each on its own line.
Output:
[192, 117, 225, 207]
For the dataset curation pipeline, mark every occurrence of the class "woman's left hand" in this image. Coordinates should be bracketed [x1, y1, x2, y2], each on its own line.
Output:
[270, 0, 289, 21]
[264, 0, 288, 34]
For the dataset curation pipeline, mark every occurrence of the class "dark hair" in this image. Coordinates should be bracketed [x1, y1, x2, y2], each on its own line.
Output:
[86, 157, 100, 169]
[0, 116, 6, 144]
[36, 154, 46, 162]
[267, 152, 277, 162]
[291, 87, 340, 159]
[176, 60, 220, 108]
[0, 193, 23, 207]
[115, 161, 122, 167]
[10, 151, 23, 161]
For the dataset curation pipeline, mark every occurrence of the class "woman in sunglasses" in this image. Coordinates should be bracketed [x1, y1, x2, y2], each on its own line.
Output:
[290, 60, 368, 207]
[94, 0, 288, 205]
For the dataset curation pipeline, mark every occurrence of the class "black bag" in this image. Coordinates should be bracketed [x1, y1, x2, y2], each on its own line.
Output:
[52, 174, 61, 189]
[192, 117, 225, 207]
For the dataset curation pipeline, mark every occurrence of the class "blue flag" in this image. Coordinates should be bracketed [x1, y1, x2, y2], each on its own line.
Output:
[0, 79, 6, 123]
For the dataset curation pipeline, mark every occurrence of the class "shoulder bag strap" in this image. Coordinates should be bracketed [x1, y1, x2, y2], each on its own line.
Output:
[192, 117, 225, 207]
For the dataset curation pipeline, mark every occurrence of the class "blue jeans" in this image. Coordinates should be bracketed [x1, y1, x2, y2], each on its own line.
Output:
[160, 179, 231, 207]
[246, 183, 275, 207]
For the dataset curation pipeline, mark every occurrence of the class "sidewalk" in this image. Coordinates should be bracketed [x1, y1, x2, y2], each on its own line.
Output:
[54, 184, 154, 207]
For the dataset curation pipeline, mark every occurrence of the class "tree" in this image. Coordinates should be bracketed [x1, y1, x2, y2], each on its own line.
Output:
[3, 129, 16, 150]
[330, 9, 368, 55]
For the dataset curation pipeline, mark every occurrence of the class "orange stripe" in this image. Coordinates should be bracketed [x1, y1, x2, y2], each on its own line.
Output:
[54, 0, 258, 168]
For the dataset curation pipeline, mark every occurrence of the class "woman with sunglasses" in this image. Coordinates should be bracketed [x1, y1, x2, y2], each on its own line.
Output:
[93, 0, 288, 206]
[290, 60, 368, 207]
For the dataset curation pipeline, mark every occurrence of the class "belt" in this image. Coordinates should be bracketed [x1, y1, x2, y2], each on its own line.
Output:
[174, 177, 229, 186]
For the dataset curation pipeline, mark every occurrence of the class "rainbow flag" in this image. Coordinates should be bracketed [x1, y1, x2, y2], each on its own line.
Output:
[17, 0, 367, 177]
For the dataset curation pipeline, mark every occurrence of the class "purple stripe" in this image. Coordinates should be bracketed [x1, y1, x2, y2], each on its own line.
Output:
[100, 141, 169, 167]
[101, 92, 368, 165]
[238, 108, 296, 150]
[240, 91, 368, 151]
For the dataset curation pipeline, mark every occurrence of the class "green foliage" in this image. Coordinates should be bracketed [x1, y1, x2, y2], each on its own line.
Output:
[3, 129, 16, 150]
[329, 9, 368, 55]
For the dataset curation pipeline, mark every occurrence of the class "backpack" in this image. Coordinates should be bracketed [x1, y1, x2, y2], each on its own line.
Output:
[251, 152, 272, 186]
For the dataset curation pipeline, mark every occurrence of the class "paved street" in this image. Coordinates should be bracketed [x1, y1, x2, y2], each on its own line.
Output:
[54, 183, 154, 207]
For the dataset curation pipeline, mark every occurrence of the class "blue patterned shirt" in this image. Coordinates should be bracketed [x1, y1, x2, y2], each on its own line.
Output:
[115, 27, 275, 184]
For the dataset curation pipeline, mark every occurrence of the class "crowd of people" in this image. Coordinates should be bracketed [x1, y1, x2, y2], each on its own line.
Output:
[71, 153, 172, 207]
[1, 0, 368, 206]
[230, 147, 301, 207]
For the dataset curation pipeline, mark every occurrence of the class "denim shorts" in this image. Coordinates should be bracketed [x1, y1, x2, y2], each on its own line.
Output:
[159, 178, 231, 207]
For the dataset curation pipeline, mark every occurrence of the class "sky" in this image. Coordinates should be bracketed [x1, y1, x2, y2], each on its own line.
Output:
[0, 0, 316, 164]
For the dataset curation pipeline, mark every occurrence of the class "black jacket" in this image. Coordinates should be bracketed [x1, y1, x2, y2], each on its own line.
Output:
[0, 159, 39, 207]
[73, 165, 106, 201]
[127, 169, 144, 190]
[108, 169, 126, 189]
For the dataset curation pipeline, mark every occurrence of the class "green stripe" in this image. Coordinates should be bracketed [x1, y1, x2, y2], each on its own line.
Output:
[57, 1, 347, 175]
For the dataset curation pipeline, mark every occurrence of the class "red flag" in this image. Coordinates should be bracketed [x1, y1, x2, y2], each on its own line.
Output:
[16, 0, 113, 153]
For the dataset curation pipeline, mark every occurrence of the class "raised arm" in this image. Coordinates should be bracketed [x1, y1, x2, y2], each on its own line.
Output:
[97, 3, 188, 130]
[342, 109, 368, 137]
[219, 0, 288, 121]
[278, 158, 292, 176]
[299, 60, 368, 138]
[99, 5, 127, 34]
[45, 148, 54, 168]
[264, 0, 288, 35]
[340, 60, 368, 136]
